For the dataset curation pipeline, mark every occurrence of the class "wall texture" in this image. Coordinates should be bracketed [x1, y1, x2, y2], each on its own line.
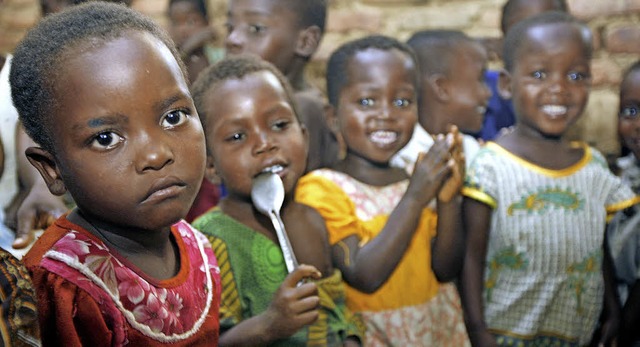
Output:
[1, 0, 639, 157]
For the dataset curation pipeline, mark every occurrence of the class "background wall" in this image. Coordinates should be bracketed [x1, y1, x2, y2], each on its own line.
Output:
[1, 0, 640, 158]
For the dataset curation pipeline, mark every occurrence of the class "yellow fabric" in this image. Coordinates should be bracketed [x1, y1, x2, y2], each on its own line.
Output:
[296, 172, 440, 312]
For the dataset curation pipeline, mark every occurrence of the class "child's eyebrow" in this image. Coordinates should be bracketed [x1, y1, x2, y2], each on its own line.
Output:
[154, 93, 189, 114]
[81, 114, 128, 129]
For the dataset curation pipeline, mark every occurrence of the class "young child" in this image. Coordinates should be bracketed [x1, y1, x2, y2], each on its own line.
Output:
[167, 0, 224, 83]
[461, 12, 640, 346]
[225, 0, 338, 171]
[191, 56, 364, 346]
[10, 3, 221, 345]
[391, 29, 491, 174]
[295, 35, 468, 346]
[607, 60, 640, 346]
[478, 0, 568, 141]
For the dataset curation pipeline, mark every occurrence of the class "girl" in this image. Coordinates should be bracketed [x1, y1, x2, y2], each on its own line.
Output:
[460, 12, 640, 347]
[191, 56, 363, 346]
[10, 3, 221, 345]
[295, 35, 469, 346]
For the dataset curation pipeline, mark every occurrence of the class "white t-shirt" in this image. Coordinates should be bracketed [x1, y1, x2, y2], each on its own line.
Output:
[0, 55, 19, 213]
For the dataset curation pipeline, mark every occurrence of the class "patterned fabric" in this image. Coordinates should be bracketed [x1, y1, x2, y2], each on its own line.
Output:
[0, 248, 40, 347]
[23, 217, 221, 346]
[296, 169, 470, 346]
[463, 142, 640, 346]
[193, 209, 365, 346]
[608, 153, 640, 303]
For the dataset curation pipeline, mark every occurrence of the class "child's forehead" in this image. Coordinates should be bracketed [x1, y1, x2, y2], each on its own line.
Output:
[621, 70, 640, 95]
[518, 23, 589, 55]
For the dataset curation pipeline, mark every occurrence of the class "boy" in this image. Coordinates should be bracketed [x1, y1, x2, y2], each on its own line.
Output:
[391, 30, 491, 174]
[225, 0, 338, 171]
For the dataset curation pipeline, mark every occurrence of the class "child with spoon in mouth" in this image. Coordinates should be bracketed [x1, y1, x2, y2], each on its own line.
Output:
[191, 55, 364, 346]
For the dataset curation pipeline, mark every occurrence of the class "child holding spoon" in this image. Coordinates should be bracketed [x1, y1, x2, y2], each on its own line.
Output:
[191, 56, 364, 346]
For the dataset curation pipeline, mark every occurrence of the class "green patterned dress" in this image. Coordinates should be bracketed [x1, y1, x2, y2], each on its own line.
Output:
[193, 209, 364, 346]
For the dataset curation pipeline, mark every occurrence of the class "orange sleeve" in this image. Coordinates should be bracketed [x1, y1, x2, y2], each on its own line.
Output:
[29, 267, 113, 347]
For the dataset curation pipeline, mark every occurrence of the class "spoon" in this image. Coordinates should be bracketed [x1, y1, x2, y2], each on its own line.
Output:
[251, 171, 299, 273]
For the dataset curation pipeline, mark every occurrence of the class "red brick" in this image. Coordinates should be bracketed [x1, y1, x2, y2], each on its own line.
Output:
[568, 0, 640, 20]
[590, 59, 622, 87]
[605, 24, 640, 54]
[327, 8, 383, 34]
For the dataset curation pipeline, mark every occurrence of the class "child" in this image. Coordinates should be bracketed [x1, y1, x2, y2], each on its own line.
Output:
[461, 12, 640, 346]
[10, 3, 221, 345]
[607, 60, 640, 346]
[167, 0, 224, 83]
[391, 29, 491, 174]
[295, 35, 468, 346]
[191, 56, 364, 345]
[225, 0, 338, 171]
[478, 0, 568, 141]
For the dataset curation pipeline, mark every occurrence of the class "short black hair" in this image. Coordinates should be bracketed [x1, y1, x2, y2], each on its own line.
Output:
[40, 0, 133, 16]
[280, 0, 327, 34]
[10, 2, 184, 153]
[191, 55, 298, 147]
[407, 30, 475, 77]
[503, 11, 591, 72]
[500, 0, 568, 34]
[168, 0, 207, 19]
[326, 35, 417, 108]
[622, 60, 640, 86]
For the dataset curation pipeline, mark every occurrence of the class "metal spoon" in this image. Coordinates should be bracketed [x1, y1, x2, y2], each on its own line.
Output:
[251, 171, 299, 273]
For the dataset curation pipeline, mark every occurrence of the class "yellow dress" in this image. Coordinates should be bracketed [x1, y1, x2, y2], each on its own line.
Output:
[296, 169, 469, 346]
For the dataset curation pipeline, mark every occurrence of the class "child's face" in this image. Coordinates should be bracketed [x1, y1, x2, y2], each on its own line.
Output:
[168, 1, 209, 47]
[335, 48, 417, 165]
[504, 23, 591, 139]
[443, 42, 491, 134]
[202, 70, 307, 199]
[225, 0, 301, 74]
[41, 31, 206, 231]
[618, 69, 640, 159]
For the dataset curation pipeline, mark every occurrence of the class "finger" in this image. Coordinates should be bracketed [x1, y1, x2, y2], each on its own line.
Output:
[284, 264, 321, 287]
[13, 211, 37, 249]
[291, 294, 320, 314]
[294, 309, 320, 327]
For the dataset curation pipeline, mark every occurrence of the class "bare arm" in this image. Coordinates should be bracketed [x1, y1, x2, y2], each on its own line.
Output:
[333, 138, 454, 293]
[459, 197, 497, 347]
[620, 281, 640, 345]
[592, 233, 621, 347]
[431, 195, 464, 282]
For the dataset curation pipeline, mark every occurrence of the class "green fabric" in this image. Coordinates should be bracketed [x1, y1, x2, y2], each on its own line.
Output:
[193, 209, 364, 346]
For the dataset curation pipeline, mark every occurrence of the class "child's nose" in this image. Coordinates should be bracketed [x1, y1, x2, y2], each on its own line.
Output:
[135, 132, 174, 172]
[225, 29, 243, 53]
[252, 132, 277, 155]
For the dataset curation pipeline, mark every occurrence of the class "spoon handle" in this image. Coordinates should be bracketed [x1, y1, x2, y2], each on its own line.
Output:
[269, 211, 299, 273]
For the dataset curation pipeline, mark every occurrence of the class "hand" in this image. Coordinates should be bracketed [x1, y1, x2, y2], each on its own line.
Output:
[592, 315, 619, 347]
[409, 133, 454, 206]
[438, 125, 465, 203]
[263, 264, 322, 340]
[180, 26, 218, 57]
[13, 184, 67, 248]
[343, 337, 362, 347]
[468, 329, 498, 347]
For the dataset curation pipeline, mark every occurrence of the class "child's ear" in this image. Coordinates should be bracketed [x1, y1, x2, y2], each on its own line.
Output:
[204, 155, 221, 185]
[428, 73, 451, 102]
[497, 69, 512, 99]
[295, 25, 321, 58]
[24, 147, 67, 196]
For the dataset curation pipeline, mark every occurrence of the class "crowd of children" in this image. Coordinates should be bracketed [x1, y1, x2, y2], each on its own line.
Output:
[0, 0, 639, 346]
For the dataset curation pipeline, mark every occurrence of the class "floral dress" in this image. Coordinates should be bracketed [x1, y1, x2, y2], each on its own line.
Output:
[23, 217, 221, 346]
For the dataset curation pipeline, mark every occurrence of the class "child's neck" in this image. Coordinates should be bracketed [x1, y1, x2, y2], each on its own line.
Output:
[335, 153, 408, 186]
[497, 126, 585, 170]
[68, 209, 179, 279]
[220, 194, 294, 244]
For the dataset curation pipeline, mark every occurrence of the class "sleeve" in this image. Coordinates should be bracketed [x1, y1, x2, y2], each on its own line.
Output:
[296, 173, 370, 245]
[204, 234, 243, 334]
[461, 147, 499, 209]
[588, 148, 640, 216]
[28, 266, 113, 347]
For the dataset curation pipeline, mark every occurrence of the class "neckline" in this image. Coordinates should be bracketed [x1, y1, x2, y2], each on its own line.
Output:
[486, 141, 591, 178]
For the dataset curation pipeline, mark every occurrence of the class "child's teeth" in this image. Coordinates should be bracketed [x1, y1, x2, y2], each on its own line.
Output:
[370, 130, 397, 146]
[542, 105, 567, 118]
[262, 165, 283, 174]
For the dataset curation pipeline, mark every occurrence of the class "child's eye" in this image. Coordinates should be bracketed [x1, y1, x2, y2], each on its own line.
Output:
[90, 131, 123, 150]
[532, 71, 546, 79]
[393, 98, 411, 108]
[568, 72, 587, 81]
[225, 132, 245, 142]
[359, 98, 375, 107]
[248, 24, 266, 34]
[272, 119, 291, 131]
[161, 110, 189, 129]
[620, 106, 640, 120]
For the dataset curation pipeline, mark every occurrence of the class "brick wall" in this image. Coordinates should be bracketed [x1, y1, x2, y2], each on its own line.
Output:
[1, 0, 639, 156]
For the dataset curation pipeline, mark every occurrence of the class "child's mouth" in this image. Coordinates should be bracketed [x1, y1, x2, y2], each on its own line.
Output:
[542, 105, 567, 118]
[369, 130, 397, 146]
[260, 165, 284, 175]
